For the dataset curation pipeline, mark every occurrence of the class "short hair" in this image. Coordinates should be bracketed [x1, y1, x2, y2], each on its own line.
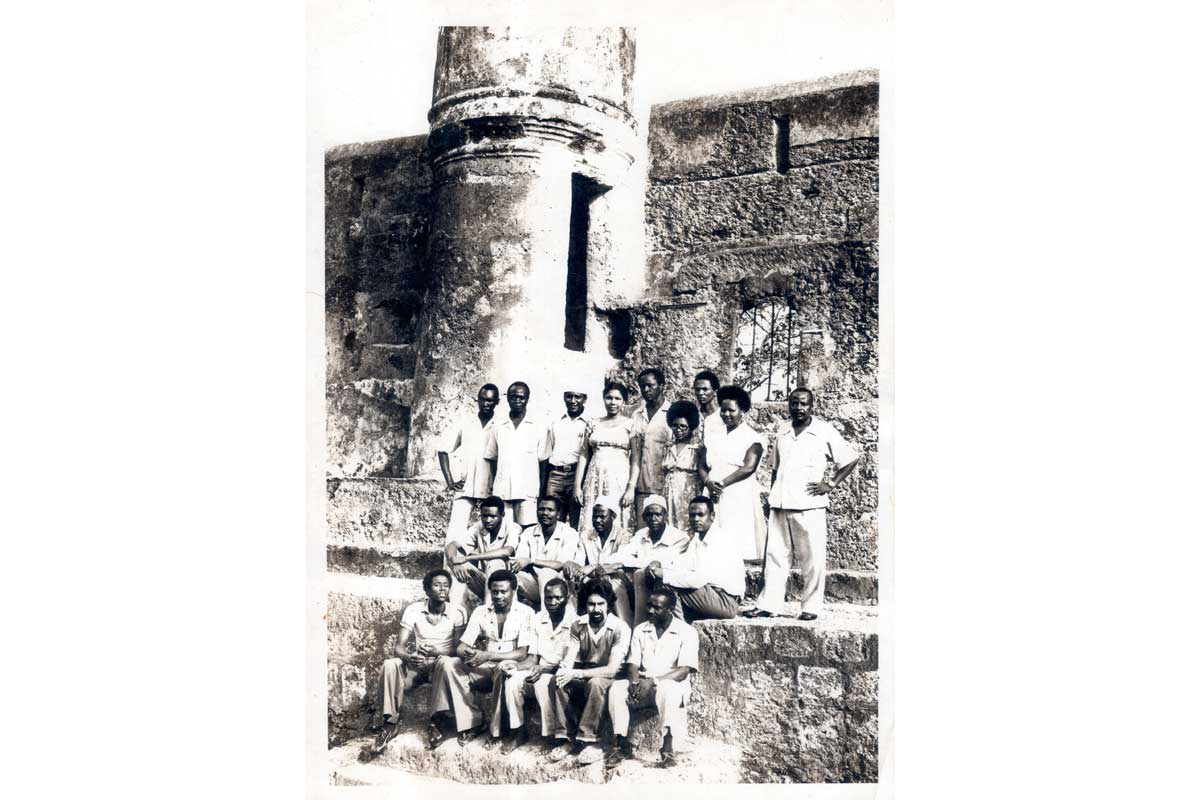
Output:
[688, 495, 715, 513]
[717, 384, 752, 412]
[423, 568, 452, 592]
[543, 577, 570, 597]
[666, 400, 701, 430]
[479, 495, 506, 513]
[693, 370, 721, 390]
[648, 583, 678, 610]
[507, 381, 530, 395]
[479, 383, 500, 397]
[602, 381, 630, 402]
[790, 386, 815, 403]
[578, 577, 617, 613]
[537, 494, 562, 511]
[637, 367, 665, 385]
[487, 569, 518, 591]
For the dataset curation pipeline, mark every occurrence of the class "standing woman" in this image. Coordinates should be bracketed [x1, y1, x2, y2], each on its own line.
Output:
[574, 382, 641, 537]
[662, 400, 708, 530]
[703, 385, 766, 560]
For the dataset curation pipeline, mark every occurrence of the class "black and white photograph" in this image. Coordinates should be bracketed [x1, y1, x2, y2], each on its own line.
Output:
[313, 2, 890, 789]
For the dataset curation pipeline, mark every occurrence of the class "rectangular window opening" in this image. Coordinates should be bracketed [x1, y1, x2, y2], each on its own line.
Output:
[773, 116, 791, 174]
[565, 174, 603, 352]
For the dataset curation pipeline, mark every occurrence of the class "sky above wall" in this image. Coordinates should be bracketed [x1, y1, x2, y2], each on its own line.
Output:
[309, 0, 892, 148]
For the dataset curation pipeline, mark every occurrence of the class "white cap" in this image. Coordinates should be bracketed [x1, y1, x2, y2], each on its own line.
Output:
[642, 494, 668, 513]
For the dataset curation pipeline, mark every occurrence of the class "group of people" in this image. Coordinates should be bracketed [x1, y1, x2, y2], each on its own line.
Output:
[367, 368, 860, 766]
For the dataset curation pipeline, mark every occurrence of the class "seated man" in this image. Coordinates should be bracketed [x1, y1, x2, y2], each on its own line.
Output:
[646, 496, 744, 621]
[565, 496, 636, 625]
[491, 577, 577, 753]
[607, 585, 699, 769]
[547, 578, 632, 766]
[446, 495, 522, 602]
[368, 568, 468, 754]
[510, 496, 581, 610]
[618, 495, 691, 625]
[428, 569, 536, 748]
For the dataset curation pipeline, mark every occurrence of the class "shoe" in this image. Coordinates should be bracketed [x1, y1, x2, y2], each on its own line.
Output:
[797, 612, 818, 621]
[500, 733, 528, 754]
[483, 735, 504, 750]
[371, 722, 400, 753]
[547, 741, 575, 763]
[366, 714, 387, 733]
[741, 606, 774, 618]
[577, 744, 605, 765]
[658, 751, 678, 768]
[456, 728, 483, 747]
[604, 744, 632, 769]
[426, 723, 448, 751]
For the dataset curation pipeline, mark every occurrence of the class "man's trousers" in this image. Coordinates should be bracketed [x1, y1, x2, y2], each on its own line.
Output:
[760, 508, 826, 615]
[515, 565, 564, 611]
[676, 583, 741, 621]
[499, 670, 556, 737]
[378, 657, 434, 725]
[545, 466, 580, 527]
[503, 499, 538, 527]
[429, 655, 499, 733]
[551, 674, 613, 742]
[449, 557, 506, 603]
[608, 676, 690, 743]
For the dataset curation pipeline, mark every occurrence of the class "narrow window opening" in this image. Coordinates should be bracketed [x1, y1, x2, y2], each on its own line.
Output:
[773, 116, 791, 174]
[565, 174, 603, 351]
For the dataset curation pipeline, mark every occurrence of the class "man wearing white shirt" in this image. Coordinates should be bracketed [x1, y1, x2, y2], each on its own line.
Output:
[483, 381, 551, 527]
[510, 496, 582, 610]
[546, 389, 588, 526]
[566, 497, 636, 626]
[436, 383, 499, 546]
[619, 495, 691, 625]
[647, 496, 744, 621]
[446, 496, 522, 602]
[606, 585, 699, 769]
[752, 387, 859, 620]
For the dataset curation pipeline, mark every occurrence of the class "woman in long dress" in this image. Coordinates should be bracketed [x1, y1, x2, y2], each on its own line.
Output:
[703, 385, 766, 560]
[574, 382, 641, 536]
[662, 400, 707, 530]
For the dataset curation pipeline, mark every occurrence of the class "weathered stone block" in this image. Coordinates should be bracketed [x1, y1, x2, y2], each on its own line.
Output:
[325, 382, 411, 479]
[649, 102, 775, 183]
[773, 82, 879, 146]
[326, 477, 450, 548]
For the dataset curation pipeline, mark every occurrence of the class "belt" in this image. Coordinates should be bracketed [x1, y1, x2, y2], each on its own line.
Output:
[549, 464, 576, 473]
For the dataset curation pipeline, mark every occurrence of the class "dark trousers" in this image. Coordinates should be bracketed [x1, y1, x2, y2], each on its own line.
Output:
[545, 465, 580, 527]
[551, 672, 614, 743]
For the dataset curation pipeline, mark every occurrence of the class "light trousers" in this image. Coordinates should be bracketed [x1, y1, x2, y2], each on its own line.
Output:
[608, 676, 690, 743]
[378, 657, 433, 724]
[515, 566, 564, 611]
[429, 655, 497, 733]
[760, 507, 827, 614]
[500, 670, 556, 736]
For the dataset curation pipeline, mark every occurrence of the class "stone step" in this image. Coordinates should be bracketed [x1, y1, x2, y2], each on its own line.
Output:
[327, 541, 877, 605]
[327, 571, 878, 782]
[330, 729, 742, 785]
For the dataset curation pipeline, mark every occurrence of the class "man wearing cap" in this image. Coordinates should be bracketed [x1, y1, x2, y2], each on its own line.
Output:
[546, 389, 588, 527]
[483, 381, 551, 527]
[565, 496, 636, 626]
[510, 496, 582, 611]
[615, 495, 691, 625]
[646, 496, 744, 621]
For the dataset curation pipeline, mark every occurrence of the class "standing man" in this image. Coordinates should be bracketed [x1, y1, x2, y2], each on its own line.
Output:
[648, 496, 744, 621]
[607, 585, 699, 769]
[566, 496, 636, 626]
[446, 496, 522, 602]
[632, 367, 672, 521]
[692, 370, 721, 444]
[547, 579, 632, 766]
[546, 388, 588, 526]
[493, 577, 578, 753]
[621, 495, 691, 625]
[510, 496, 581, 610]
[368, 569, 468, 755]
[437, 384, 499, 545]
[484, 381, 551, 527]
[428, 570, 536, 748]
[752, 387, 859, 620]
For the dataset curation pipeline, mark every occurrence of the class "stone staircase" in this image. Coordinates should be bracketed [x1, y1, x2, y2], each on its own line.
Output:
[325, 477, 879, 784]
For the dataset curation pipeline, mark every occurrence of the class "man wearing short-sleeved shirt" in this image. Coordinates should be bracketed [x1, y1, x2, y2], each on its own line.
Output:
[606, 584, 699, 768]
[754, 388, 859, 620]
[631, 367, 672, 520]
[546, 579, 632, 766]
[437, 384, 499, 546]
[546, 389, 588, 526]
[428, 570, 536, 746]
[510, 496, 581, 610]
[447, 496, 522, 602]
[483, 381, 551, 527]
[369, 569, 467, 754]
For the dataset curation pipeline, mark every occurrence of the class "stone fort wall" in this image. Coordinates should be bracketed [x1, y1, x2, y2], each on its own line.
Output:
[325, 69, 879, 572]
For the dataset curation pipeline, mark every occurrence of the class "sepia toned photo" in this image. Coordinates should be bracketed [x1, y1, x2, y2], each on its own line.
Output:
[318, 15, 887, 788]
